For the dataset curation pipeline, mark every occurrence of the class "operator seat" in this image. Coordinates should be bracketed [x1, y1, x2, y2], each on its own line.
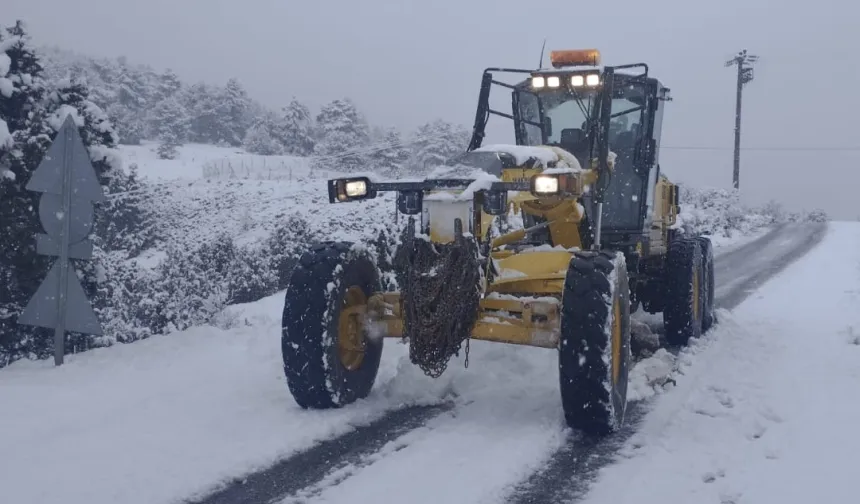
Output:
[559, 128, 589, 166]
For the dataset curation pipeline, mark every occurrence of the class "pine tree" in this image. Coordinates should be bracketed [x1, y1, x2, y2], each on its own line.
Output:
[152, 96, 189, 159]
[221, 77, 251, 146]
[181, 82, 220, 143]
[371, 128, 409, 178]
[243, 116, 280, 155]
[0, 20, 52, 363]
[313, 98, 371, 173]
[106, 101, 144, 145]
[158, 68, 181, 100]
[277, 98, 315, 156]
[0, 21, 45, 133]
[408, 119, 470, 173]
[97, 162, 157, 256]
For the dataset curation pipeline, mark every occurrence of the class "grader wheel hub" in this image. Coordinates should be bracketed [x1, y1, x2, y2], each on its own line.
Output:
[337, 286, 368, 371]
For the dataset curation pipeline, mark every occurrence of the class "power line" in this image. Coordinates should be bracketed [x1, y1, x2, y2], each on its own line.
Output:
[663, 146, 860, 152]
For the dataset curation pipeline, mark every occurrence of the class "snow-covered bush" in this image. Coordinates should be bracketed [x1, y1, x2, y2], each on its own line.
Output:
[678, 186, 770, 237]
[677, 185, 829, 238]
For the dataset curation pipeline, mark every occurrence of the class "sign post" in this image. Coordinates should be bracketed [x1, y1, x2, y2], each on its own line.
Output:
[18, 114, 105, 365]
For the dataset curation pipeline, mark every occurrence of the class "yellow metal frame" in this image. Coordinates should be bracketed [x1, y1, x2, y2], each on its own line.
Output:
[366, 290, 562, 349]
[354, 145, 679, 350]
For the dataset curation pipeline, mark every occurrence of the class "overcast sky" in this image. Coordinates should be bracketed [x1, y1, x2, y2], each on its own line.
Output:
[5, 0, 858, 219]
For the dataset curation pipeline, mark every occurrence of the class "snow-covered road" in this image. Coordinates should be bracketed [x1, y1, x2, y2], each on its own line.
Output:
[579, 221, 860, 504]
[0, 223, 844, 504]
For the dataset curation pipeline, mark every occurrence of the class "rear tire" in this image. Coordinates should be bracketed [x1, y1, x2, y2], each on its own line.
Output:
[663, 238, 705, 346]
[696, 236, 716, 332]
[281, 242, 383, 409]
[558, 250, 632, 437]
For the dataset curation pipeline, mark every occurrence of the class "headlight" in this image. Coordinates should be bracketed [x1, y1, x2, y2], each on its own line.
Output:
[586, 74, 600, 86]
[547, 76, 560, 88]
[533, 175, 559, 195]
[329, 176, 375, 203]
[531, 76, 545, 88]
[345, 180, 367, 197]
[571, 75, 584, 87]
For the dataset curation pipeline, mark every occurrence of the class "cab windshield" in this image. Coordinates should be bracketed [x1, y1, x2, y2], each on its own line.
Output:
[514, 77, 651, 231]
[515, 81, 646, 157]
[515, 86, 599, 164]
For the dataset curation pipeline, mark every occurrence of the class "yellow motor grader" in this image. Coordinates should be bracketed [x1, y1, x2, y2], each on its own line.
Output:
[281, 49, 715, 436]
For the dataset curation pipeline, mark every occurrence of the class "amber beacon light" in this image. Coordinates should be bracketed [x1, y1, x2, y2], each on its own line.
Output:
[549, 49, 601, 68]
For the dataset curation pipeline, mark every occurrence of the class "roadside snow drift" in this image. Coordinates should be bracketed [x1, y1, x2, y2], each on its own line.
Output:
[581, 221, 860, 504]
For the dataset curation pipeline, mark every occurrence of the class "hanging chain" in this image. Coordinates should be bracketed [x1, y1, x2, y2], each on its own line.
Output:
[394, 217, 482, 378]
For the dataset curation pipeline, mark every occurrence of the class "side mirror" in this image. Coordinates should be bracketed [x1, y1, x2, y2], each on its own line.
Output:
[328, 177, 377, 203]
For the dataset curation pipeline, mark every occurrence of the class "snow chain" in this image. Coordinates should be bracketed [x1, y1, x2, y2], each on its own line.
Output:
[394, 216, 482, 378]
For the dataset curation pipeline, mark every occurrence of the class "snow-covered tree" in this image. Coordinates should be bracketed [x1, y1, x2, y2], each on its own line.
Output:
[371, 127, 409, 177]
[0, 20, 49, 364]
[277, 98, 315, 156]
[152, 96, 189, 159]
[221, 77, 251, 146]
[408, 119, 470, 173]
[243, 116, 280, 155]
[158, 68, 181, 100]
[181, 82, 220, 143]
[313, 98, 371, 173]
[227, 246, 278, 305]
[106, 101, 144, 145]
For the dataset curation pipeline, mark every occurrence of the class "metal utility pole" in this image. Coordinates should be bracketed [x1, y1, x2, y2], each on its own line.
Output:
[725, 49, 758, 190]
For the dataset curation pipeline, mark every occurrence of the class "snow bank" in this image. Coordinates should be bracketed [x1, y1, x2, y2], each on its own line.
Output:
[581, 222, 860, 504]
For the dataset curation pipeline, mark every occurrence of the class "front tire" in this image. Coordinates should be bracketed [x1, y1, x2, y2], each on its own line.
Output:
[558, 251, 632, 437]
[281, 242, 383, 409]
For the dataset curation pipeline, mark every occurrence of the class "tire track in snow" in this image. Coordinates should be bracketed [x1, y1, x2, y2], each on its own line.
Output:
[185, 224, 826, 504]
[184, 403, 452, 504]
[506, 223, 827, 504]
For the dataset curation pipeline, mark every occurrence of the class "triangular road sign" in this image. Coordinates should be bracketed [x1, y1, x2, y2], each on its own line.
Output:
[18, 259, 103, 336]
[25, 114, 105, 202]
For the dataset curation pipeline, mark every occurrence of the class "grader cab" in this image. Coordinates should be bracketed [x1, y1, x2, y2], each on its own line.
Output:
[281, 49, 715, 436]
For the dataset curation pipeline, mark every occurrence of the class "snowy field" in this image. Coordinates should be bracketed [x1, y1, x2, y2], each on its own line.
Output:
[119, 141, 313, 182]
[0, 222, 810, 504]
